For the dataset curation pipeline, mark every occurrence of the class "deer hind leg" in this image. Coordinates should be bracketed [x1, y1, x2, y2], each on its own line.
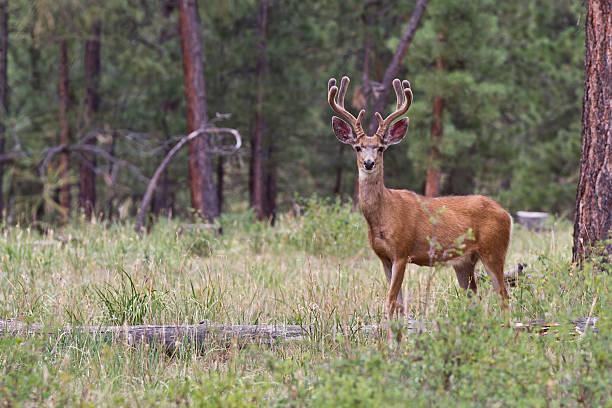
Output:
[452, 252, 479, 296]
[386, 259, 407, 319]
[381, 258, 404, 317]
[478, 251, 509, 311]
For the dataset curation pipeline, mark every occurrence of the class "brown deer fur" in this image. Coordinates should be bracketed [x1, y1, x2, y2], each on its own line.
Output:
[328, 76, 511, 318]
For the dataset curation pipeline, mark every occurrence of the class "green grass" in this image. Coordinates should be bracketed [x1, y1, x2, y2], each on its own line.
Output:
[0, 199, 610, 406]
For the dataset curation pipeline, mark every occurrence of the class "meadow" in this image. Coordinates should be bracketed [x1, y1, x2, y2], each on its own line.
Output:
[0, 198, 610, 407]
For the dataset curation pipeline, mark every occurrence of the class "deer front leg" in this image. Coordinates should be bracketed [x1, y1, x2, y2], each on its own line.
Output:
[386, 259, 407, 320]
[381, 258, 404, 317]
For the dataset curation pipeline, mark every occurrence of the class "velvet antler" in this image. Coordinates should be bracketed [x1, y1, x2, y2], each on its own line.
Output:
[374, 79, 412, 140]
[328, 76, 366, 138]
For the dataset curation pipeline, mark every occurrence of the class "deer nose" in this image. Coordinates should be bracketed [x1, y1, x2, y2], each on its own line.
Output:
[364, 160, 375, 170]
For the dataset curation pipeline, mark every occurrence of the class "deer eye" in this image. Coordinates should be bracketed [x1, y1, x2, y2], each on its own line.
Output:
[378, 147, 384, 152]
[355, 146, 362, 152]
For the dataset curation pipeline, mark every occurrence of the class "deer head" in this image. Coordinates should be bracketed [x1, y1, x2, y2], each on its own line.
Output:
[328, 76, 412, 176]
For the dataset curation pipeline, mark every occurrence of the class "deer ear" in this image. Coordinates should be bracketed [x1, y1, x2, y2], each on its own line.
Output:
[384, 117, 409, 145]
[332, 116, 356, 145]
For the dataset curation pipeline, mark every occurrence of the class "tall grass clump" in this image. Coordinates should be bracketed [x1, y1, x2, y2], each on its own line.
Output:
[92, 269, 167, 325]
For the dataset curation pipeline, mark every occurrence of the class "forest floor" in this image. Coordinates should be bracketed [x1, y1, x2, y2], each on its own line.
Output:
[0, 199, 610, 406]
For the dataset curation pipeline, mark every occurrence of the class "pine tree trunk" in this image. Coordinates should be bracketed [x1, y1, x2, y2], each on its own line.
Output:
[58, 41, 71, 223]
[80, 23, 100, 219]
[251, 0, 268, 220]
[425, 93, 444, 197]
[216, 156, 224, 213]
[573, 0, 612, 263]
[0, 2, 7, 218]
[424, 96, 444, 197]
[106, 131, 117, 220]
[178, 0, 219, 222]
[262, 143, 276, 222]
[425, 40, 444, 198]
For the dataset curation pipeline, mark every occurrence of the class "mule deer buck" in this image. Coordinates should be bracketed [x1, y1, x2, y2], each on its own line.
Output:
[328, 76, 511, 319]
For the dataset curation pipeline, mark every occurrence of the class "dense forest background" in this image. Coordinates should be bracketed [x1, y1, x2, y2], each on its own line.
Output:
[0, 0, 585, 225]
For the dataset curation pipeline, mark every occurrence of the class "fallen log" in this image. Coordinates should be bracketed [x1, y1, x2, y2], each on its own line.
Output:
[1, 316, 597, 353]
[1, 318, 416, 353]
[0, 319, 309, 353]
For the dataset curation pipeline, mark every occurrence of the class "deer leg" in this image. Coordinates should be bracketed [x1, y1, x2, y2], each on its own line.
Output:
[452, 252, 478, 296]
[479, 252, 509, 312]
[381, 258, 404, 316]
[386, 259, 407, 319]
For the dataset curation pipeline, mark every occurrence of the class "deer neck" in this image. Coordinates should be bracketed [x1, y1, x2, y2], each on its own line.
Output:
[358, 165, 387, 224]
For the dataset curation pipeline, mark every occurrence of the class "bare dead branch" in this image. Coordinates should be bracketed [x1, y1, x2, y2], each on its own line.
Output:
[136, 125, 241, 232]
[37, 143, 148, 183]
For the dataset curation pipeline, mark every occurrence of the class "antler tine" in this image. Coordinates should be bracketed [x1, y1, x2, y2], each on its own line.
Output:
[374, 79, 413, 139]
[402, 80, 413, 108]
[328, 76, 365, 137]
[337, 76, 349, 108]
[393, 78, 404, 110]
[328, 78, 336, 91]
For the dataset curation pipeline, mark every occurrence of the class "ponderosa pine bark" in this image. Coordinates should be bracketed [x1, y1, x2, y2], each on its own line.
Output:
[425, 48, 444, 198]
[573, 0, 612, 263]
[216, 156, 224, 212]
[425, 97, 443, 197]
[80, 23, 100, 219]
[0, 1, 7, 218]
[251, 0, 268, 220]
[178, 0, 219, 222]
[58, 40, 71, 223]
[263, 144, 276, 222]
